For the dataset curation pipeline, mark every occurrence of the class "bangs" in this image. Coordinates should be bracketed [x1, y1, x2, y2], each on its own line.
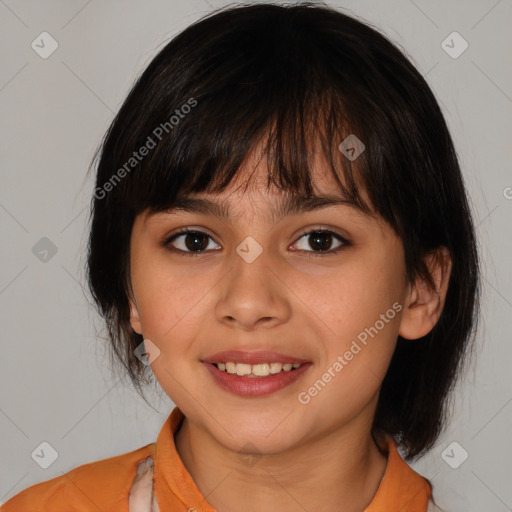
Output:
[129, 90, 373, 217]
[91, 4, 401, 223]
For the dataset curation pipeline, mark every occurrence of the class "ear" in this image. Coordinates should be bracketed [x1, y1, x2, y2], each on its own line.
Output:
[129, 299, 143, 335]
[127, 274, 143, 335]
[398, 247, 452, 340]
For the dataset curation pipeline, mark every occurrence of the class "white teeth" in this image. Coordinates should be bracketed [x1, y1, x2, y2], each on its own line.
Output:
[236, 363, 252, 376]
[252, 363, 270, 376]
[270, 362, 282, 374]
[216, 361, 303, 377]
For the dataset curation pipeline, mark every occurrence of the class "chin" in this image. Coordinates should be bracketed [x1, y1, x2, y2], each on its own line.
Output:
[210, 414, 307, 455]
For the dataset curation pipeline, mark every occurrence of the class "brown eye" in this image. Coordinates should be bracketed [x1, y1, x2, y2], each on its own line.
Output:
[292, 229, 350, 256]
[308, 232, 334, 251]
[164, 229, 220, 255]
[182, 232, 209, 251]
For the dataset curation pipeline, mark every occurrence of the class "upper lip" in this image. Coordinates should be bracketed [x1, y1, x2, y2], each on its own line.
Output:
[202, 350, 310, 365]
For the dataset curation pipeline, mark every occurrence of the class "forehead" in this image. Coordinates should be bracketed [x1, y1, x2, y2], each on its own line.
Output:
[141, 140, 379, 230]
[173, 150, 373, 219]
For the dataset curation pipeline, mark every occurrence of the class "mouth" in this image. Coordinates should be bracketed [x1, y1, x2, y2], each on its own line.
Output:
[202, 350, 312, 397]
[213, 361, 304, 377]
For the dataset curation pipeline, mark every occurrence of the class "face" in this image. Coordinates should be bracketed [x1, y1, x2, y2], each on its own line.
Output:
[128, 150, 412, 456]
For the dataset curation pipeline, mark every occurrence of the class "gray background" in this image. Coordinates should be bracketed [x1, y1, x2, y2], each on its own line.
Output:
[0, 0, 511, 510]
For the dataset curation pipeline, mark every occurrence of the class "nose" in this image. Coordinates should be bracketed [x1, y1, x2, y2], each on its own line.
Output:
[215, 242, 292, 331]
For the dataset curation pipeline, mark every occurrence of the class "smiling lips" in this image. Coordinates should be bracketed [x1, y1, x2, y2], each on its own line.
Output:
[216, 361, 302, 377]
[202, 350, 312, 396]
[204, 349, 309, 365]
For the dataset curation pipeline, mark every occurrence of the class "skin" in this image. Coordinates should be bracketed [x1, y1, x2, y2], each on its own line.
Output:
[128, 147, 452, 512]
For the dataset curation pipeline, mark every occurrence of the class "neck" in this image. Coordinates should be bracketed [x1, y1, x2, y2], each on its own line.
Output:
[174, 411, 388, 512]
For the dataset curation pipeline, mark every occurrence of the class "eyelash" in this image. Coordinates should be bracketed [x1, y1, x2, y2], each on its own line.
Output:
[161, 227, 351, 258]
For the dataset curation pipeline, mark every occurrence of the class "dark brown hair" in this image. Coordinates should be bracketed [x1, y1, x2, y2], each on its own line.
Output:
[86, 1, 480, 460]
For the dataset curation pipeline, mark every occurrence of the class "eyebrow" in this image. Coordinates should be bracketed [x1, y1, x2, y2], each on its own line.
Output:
[162, 194, 366, 222]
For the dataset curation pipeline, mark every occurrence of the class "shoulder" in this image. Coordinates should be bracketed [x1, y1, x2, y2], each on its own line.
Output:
[1, 443, 155, 512]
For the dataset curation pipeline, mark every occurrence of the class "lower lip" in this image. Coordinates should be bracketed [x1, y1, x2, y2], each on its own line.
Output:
[203, 362, 312, 397]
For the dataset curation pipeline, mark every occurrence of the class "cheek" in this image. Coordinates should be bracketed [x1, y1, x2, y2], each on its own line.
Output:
[133, 264, 211, 401]
[131, 250, 215, 342]
[297, 301, 400, 423]
[294, 258, 402, 393]
[292, 256, 402, 342]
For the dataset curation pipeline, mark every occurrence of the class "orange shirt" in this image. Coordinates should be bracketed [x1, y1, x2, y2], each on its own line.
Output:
[1, 407, 432, 511]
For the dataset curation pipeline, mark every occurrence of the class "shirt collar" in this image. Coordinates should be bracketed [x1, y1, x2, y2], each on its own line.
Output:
[154, 407, 431, 512]
[364, 433, 432, 512]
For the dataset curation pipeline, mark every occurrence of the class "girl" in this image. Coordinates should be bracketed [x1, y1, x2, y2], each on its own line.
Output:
[1, 2, 480, 511]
